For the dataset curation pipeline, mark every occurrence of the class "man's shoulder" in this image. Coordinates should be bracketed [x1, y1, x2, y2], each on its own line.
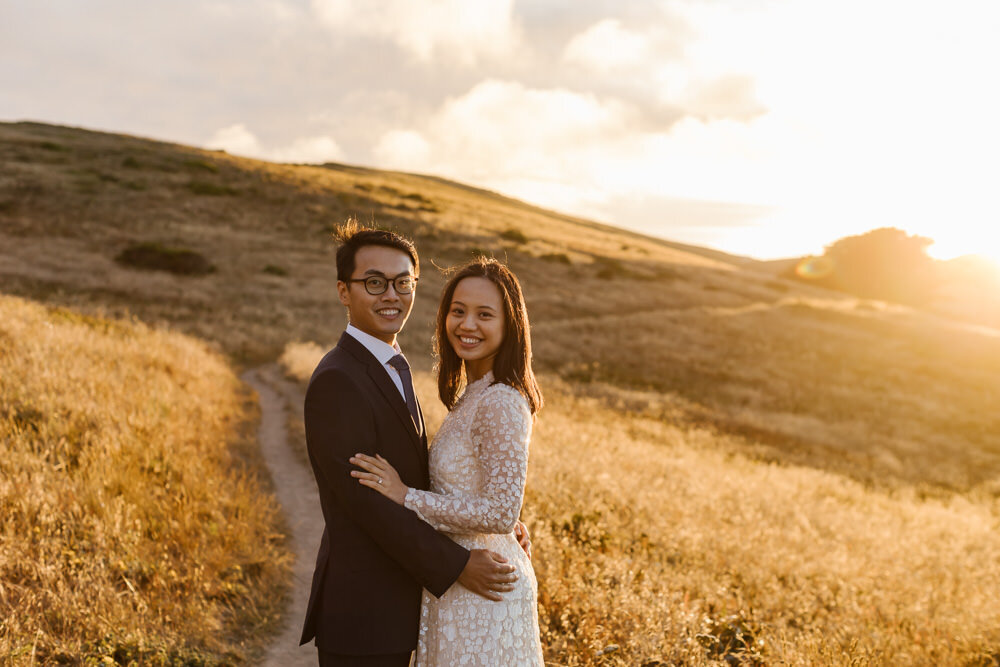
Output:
[309, 345, 358, 385]
[303, 352, 386, 437]
[310, 334, 386, 391]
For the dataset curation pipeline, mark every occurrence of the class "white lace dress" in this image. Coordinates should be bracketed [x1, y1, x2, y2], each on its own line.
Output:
[403, 372, 543, 666]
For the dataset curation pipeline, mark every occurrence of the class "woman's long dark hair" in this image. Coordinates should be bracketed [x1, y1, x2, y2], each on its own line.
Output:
[435, 258, 542, 415]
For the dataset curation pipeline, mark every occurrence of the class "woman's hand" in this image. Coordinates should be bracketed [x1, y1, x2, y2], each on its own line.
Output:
[350, 453, 408, 505]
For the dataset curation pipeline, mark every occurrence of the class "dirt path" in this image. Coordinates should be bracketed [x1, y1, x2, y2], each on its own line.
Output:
[242, 365, 322, 667]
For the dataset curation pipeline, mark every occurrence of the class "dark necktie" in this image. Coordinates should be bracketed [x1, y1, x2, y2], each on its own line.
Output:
[387, 354, 422, 435]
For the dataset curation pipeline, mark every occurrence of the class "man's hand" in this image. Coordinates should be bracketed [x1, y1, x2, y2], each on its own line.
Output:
[514, 521, 532, 560]
[457, 549, 517, 601]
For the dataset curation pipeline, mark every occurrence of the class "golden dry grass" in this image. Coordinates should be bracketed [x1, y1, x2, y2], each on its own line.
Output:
[525, 378, 1000, 665]
[0, 295, 291, 664]
[278, 342, 326, 388]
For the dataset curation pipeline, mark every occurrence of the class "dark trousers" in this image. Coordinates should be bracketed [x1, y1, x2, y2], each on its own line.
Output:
[317, 649, 412, 667]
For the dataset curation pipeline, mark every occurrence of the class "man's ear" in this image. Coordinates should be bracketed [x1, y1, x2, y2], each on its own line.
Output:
[337, 280, 350, 307]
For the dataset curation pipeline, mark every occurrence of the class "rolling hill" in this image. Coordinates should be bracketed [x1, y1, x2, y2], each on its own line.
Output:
[3, 120, 998, 492]
[3, 121, 1000, 664]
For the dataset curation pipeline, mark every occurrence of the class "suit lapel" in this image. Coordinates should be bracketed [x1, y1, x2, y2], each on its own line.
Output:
[415, 393, 426, 440]
[337, 333, 423, 455]
[366, 364, 421, 444]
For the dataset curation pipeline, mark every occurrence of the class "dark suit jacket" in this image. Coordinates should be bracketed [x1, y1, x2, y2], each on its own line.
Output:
[299, 332, 470, 654]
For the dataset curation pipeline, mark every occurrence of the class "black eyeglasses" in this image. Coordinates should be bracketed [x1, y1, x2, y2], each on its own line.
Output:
[346, 275, 419, 295]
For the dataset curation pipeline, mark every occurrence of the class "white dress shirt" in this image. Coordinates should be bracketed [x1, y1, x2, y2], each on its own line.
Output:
[344, 323, 407, 401]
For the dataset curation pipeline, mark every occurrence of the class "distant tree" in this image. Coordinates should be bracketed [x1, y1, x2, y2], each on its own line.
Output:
[787, 227, 939, 305]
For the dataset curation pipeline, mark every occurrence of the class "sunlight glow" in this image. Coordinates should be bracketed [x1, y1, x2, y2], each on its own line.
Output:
[643, 0, 1000, 263]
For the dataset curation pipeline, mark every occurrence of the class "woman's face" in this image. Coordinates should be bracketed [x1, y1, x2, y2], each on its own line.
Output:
[446, 276, 505, 377]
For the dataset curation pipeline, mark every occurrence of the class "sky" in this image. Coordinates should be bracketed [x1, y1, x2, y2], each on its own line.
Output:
[3, 0, 999, 263]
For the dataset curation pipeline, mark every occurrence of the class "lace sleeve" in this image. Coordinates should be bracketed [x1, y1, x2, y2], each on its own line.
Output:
[404, 384, 531, 534]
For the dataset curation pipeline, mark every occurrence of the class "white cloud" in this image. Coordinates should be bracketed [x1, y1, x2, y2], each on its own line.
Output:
[372, 80, 634, 199]
[202, 0, 300, 21]
[206, 124, 344, 163]
[562, 19, 650, 71]
[561, 12, 764, 123]
[431, 80, 630, 151]
[206, 123, 262, 156]
[369, 79, 783, 218]
[373, 130, 432, 168]
[260, 0, 300, 22]
[269, 136, 344, 164]
[682, 74, 766, 121]
[310, 0, 520, 65]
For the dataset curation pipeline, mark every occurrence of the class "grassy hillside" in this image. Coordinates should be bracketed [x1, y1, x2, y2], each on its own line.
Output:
[4, 121, 1000, 663]
[3, 121, 999, 493]
[0, 121, 735, 364]
[0, 295, 290, 664]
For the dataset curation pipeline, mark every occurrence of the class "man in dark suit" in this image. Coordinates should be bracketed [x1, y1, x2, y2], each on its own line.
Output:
[299, 225, 524, 666]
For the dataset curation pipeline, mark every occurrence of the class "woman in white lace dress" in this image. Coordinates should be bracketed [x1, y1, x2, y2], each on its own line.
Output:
[350, 258, 544, 665]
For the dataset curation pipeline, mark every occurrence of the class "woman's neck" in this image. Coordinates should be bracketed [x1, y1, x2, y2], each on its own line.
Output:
[464, 359, 494, 384]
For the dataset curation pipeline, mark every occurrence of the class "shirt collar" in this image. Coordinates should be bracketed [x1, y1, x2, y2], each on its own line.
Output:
[345, 323, 401, 365]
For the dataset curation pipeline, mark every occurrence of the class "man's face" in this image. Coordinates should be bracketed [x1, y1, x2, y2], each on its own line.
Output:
[337, 245, 416, 345]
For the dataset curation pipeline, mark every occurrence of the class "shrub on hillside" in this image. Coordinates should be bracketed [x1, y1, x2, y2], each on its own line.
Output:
[595, 257, 629, 279]
[400, 191, 439, 212]
[263, 264, 289, 276]
[500, 228, 529, 244]
[785, 227, 939, 305]
[187, 180, 237, 196]
[183, 159, 220, 173]
[115, 242, 215, 276]
[541, 252, 572, 265]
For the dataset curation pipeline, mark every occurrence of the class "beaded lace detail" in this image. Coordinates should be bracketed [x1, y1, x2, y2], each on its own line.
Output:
[404, 371, 543, 665]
